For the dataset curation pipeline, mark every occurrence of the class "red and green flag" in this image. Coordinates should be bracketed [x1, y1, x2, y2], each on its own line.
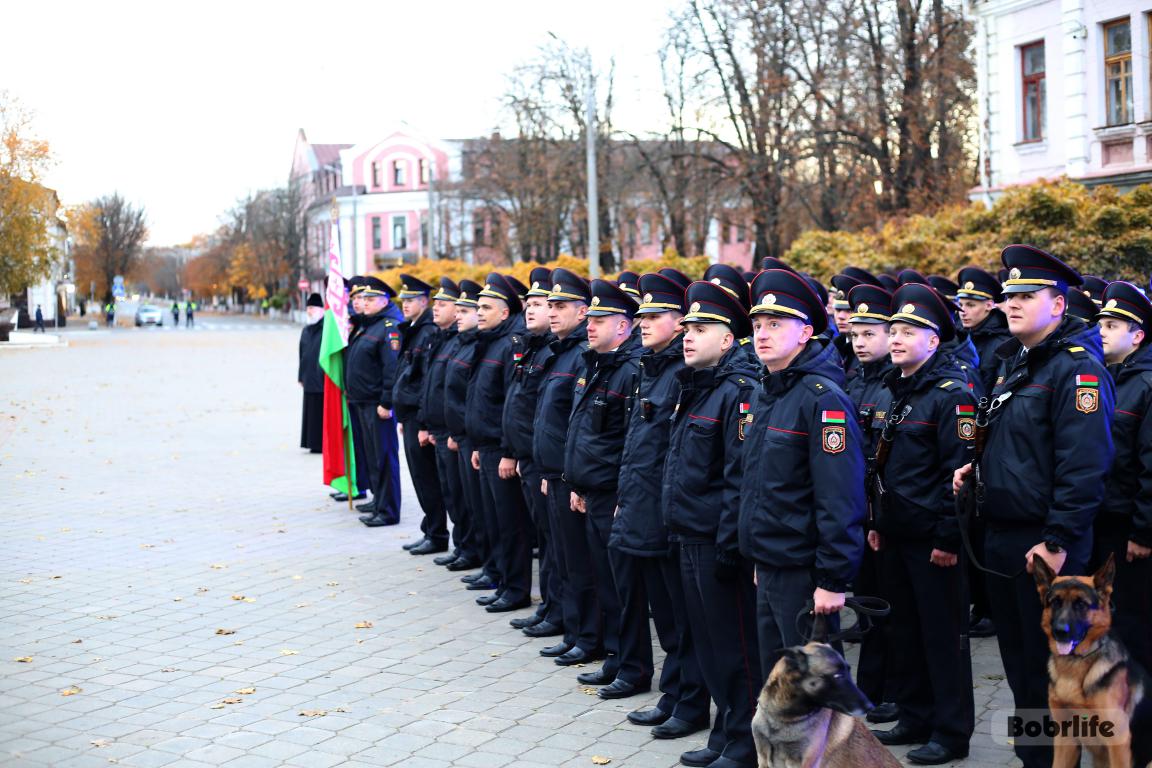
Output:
[319, 223, 358, 496]
[1075, 374, 1099, 388]
[821, 410, 846, 424]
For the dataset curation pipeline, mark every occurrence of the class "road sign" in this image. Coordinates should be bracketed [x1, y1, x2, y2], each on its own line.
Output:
[297, 278, 309, 291]
[112, 276, 126, 299]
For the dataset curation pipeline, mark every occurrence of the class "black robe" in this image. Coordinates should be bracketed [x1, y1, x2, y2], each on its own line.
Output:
[298, 322, 324, 453]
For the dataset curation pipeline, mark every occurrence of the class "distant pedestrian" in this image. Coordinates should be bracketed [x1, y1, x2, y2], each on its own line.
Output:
[185, 301, 195, 328]
[33, 305, 45, 333]
[105, 302, 115, 328]
[172, 302, 180, 326]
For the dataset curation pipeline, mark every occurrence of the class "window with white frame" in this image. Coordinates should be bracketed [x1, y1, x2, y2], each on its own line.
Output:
[419, 159, 430, 184]
[372, 217, 382, 250]
[392, 215, 407, 250]
[371, 162, 381, 188]
[392, 160, 406, 186]
[1104, 19, 1133, 126]
[1020, 41, 1045, 141]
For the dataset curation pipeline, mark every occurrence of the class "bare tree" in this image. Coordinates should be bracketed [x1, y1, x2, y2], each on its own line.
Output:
[73, 193, 148, 303]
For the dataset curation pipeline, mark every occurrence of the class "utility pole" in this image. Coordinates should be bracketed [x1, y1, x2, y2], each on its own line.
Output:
[586, 70, 600, 279]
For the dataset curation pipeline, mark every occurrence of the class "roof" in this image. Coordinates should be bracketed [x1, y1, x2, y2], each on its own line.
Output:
[312, 143, 352, 168]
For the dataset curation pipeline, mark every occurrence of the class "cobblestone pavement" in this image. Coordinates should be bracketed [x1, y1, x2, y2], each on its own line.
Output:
[0, 321, 1019, 767]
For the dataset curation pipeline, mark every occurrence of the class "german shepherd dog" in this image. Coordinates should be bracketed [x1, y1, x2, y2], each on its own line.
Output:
[1033, 553, 1152, 768]
[751, 642, 901, 768]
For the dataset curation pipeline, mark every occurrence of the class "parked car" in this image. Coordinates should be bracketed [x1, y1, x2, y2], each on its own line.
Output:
[135, 305, 164, 327]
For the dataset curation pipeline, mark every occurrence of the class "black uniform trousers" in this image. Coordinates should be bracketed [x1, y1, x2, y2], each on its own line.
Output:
[853, 544, 893, 704]
[401, 421, 446, 545]
[754, 564, 840, 677]
[985, 524, 1090, 768]
[584, 489, 621, 675]
[611, 546, 710, 722]
[519, 459, 561, 624]
[1093, 522, 1152, 673]
[431, 434, 473, 560]
[546, 477, 599, 652]
[881, 538, 974, 752]
[456, 437, 489, 576]
[300, 392, 323, 453]
[351, 404, 399, 522]
[682, 542, 761, 767]
[347, 403, 370, 495]
[478, 448, 532, 604]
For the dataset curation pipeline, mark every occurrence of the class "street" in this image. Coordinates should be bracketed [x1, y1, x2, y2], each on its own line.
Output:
[0, 320, 1018, 768]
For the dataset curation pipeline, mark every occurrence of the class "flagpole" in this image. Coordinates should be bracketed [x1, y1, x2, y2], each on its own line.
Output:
[326, 200, 356, 513]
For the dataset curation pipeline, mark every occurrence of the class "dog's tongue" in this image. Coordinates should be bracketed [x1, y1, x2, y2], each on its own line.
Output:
[1056, 640, 1076, 655]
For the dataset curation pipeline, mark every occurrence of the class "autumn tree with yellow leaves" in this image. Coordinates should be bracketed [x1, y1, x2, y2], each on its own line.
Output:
[0, 91, 58, 295]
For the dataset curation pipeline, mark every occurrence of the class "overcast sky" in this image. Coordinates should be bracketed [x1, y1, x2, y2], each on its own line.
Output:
[4, 0, 678, 246]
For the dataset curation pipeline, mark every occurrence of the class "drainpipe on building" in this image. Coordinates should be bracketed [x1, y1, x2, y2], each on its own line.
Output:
[979, 13, 995, 208]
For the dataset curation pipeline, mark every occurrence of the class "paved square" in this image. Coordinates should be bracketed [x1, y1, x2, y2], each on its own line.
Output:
[0, 317, 1018, 766]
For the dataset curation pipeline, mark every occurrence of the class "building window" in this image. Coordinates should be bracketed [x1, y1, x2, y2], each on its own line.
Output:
[372, 217, 382, 250]
[419, 159, 430, 184]
[1104, 19, 1133, 126]
[420, 215, 429, 249]
[392, 160, 406, 186]
[473, 213, 487, 247]
[735, 222, 746, 243]
[370, 162, 380, 188]
[640, 218, 652, 246]
[1020, 41, 1045, 141]
[391, 216, 407, 250]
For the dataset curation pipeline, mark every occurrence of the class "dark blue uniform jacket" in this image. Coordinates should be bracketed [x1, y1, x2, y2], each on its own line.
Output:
[532, 324, 589, 477]
[443, 328, 479, 440]
[1102, 344, 1152, 547]
[345, 313, 400, 408]
[418, 327, 456, 436]
[465, 316, 518, 453]
[502, 331, 555, 461]
[392, 308, 438, 425]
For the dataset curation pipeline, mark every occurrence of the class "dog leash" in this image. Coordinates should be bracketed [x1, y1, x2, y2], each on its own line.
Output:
[795, 595, 891, 644]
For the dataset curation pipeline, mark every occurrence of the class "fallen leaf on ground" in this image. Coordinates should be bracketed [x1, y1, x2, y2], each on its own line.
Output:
[591, 758, 611, 765]
[18, 578, 31, 584]
[326, 581, 339, 586]
[95, 615, 117, 620]
[50, 575, 62, 579]
[581, 687, 598, 696]
[230, 595, 246, 601]
[210, 564, 226, 570]
[161, 668, 177, 673]
[354, 621, 373, 629]
[295, 603, 310, 608]
[292, 575, 303, 580]
[220, 697, 243, 704]
[71, 639, 82, 644]
[407, 591, 417, 596]
[60, 685, 81, 696]
[299, 709, 327, 717]
[172, 598, 182, 602]
[215, 628, 235, 635]
[60, 527, 71, 532]
[14, 657, 32, 663]
[280, 649, 298, 656]
[89, 738, 110, 748]
[140, 544, 154, 549]
[235, 687, 256, 695]
[196, 587, 209, 594]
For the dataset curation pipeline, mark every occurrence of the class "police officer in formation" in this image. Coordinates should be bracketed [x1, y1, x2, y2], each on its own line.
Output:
[327, 244, 1150, 768]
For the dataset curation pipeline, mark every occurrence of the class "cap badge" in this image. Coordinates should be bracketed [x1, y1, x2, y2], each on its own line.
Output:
[591, 296, 601, 306]
[689, 302, 701, 313]
[1106, 299, 1118, 309]
[1009, 267, 1021, 280]
[858, 303, 869, 313]
[644, 293, 653, 303]
[711, 277, 722, 285]
[761, 293, 777, 306]
[460, 292, 468, 300]
[402, 283, 409, 291]
[964, 281, 974, 290]
[834, 289, 845, 300]
[902, 303, 916, 314]
[531, 281, 539, 290]
[484, 283, 491, 291]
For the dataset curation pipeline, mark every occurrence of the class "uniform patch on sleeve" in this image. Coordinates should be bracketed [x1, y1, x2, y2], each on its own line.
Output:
[956, 404, 976, 440]
[821, 425, 846, 453]
[388, 331, 401, 351]
[737, 403, 753, 441]
[1075, 374, 1099, 414]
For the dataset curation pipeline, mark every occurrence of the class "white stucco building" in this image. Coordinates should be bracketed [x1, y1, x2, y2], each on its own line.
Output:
[970, 0, 1152, 202]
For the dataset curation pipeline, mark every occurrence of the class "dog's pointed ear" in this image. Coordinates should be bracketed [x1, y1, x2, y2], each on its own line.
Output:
[1093, 553, 1116, 594]
[1031, 552, 1055, 595]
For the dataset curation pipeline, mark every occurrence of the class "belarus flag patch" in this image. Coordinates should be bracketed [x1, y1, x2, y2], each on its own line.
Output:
[956, 404, 975, 416]
[739, 402, 751, 414]
[821, 410, 846, 424]
[1075, 374, 1099, 388]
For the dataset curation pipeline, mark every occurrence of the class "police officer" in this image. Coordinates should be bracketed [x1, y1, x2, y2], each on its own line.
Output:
[831, 267, 883, 376]
[418, 278, 477, 570]
[344, 276, 402, 527]
[1066, 285, 1100, 324]
[702, 263, 757, 365]
[1083, 274, 1108, 305]
[1093, 280, 1152, 672]
[952, 245, 1114, 768]
[533, 269, 595, 662]
[956, 267, 1011, 399]
[843, 283, 897, 723]
[664, 280, 762, 768]
[868, 283, 975, 765]
[444, 281, 487, 575]
[899, 269, 982, 395]
[613, 270, 711, 735]
[466, 274, 533, 613]
[393, 275, 447, 555]
[503, 268, 562, 634]
[739, 269, 865, 668]
[564, 279, 643, 688]
[955, 266, 1010, 637]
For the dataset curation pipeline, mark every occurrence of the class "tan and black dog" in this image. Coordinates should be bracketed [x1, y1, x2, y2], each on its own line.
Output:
[751, 642, 901, 768]
[1033, 553, 1152, 768]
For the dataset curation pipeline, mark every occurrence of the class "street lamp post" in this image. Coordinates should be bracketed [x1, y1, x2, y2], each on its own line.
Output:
[586, 71, 599, 279]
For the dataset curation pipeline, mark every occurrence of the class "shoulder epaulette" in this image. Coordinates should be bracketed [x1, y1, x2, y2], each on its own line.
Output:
[802, 375, 834, 395]
[1066, 346, 1087, 357]
[739, 337, 751, 345]
[938, 380, 957, 389]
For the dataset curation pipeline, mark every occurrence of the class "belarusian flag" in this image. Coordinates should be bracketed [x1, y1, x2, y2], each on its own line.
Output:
[319, 223, 357, 496]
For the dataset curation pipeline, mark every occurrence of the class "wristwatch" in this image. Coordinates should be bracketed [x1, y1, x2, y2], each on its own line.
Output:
[1044, 541, 1065, 554]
